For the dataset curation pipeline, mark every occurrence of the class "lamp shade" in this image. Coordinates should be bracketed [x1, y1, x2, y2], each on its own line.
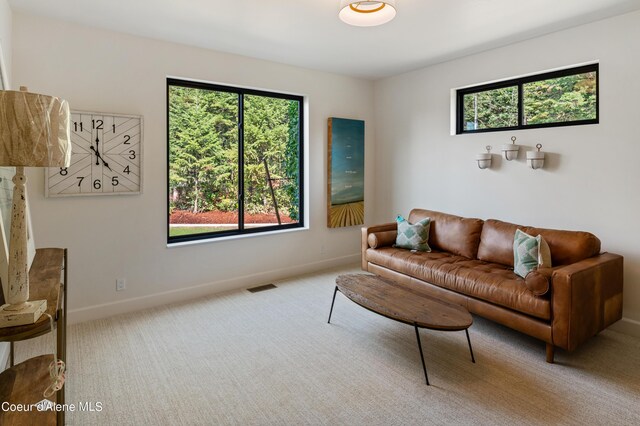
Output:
[339, 1, 397, 27]
[0, 89, 71, 167]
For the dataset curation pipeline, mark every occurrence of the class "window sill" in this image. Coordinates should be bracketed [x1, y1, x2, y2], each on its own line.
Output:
[166, 225, 310, 248]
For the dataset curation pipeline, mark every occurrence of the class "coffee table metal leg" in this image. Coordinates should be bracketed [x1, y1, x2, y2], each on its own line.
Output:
[327, 286, 339, 324]
[414, 324, 430, 385]
[465, 329, 475, 363]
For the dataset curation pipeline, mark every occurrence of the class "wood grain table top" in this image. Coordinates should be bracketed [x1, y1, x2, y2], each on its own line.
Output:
[336, 274, 473, 331]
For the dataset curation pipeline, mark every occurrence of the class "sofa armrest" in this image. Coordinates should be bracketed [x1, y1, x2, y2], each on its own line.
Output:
[551, 253, 623, 351]
[361, 222, 397, 271]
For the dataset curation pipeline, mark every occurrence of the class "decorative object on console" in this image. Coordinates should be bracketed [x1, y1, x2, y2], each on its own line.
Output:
[0, 87, 71, 327]
[46, 110, 143, 196]
[476, 145, 492, 169]
[395, 216, 431, 252]
[527, 144, 545, 169]
[339, 1, 397, 27]
[502, 136, 520, 161]
[327, 117, 365, 228]
[0, 41, 36, 306]
[513, 229, 552, 279]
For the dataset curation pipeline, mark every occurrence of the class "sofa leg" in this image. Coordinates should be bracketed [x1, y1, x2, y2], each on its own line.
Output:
[546, 343, 555, 363]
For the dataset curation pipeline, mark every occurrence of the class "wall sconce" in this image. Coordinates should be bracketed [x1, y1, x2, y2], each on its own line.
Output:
[527, 144, 545, 169]
[502, 136, 520, 161]
[476, 145, 492, 170]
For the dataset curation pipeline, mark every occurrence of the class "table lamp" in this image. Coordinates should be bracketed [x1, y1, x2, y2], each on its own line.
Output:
[0, 86, 71, 327]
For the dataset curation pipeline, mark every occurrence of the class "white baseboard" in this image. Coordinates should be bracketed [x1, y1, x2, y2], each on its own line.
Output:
[609, 317, 640, 338]
[0, 342, 8, 370]
[69, 253, 360, 325]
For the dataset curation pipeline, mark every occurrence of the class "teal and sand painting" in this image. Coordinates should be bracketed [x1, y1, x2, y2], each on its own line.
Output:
[328, 117, 364, 228]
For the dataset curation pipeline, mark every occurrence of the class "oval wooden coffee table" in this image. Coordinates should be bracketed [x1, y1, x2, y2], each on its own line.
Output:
[328, 274, 475, 385]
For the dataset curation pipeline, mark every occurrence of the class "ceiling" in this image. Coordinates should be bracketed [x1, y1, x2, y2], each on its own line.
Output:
[9, 0, 640, 79]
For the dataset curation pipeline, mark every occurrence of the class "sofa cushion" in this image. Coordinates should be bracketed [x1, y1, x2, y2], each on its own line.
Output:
[524, 226, 601, 266]
[408, 209, 484, 259]
[513, 229, 552, 278]
[478, 219, 602, 266]
[366, 247, 550, 320]
[367, 230, 397, 249]
[477, 219, 521, 266]
[524, 268, 552, 296]
[395, 216, 431, 252]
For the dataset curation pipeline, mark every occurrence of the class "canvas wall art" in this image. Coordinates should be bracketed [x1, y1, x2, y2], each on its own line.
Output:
[327, 117, 364, 228]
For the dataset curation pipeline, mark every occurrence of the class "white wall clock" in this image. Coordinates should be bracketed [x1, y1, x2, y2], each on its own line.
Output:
[46, 110, 143, 196]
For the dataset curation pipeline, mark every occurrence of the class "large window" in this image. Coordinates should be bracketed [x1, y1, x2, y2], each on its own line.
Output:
[457, 64, 598, 134]
[167, 79, 304, 243]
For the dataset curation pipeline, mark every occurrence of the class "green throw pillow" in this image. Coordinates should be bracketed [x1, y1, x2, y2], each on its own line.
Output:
[395, 216, 431, 252]
[513, 229, 552, 278]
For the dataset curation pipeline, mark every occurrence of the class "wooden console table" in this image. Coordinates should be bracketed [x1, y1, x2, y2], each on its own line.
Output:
[0, 248, 67, 426]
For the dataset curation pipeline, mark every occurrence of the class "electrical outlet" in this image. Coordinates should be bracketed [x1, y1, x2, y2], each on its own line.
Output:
[116, 278, 126, 291]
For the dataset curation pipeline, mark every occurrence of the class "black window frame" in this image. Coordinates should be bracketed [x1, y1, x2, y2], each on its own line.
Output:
[456, 63, 599, 134]
[167, 78, 305, 244]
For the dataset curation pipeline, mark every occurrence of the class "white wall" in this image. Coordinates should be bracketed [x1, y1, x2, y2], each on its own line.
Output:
[13, 13, 375, 323]
[374, 11, 640, 327]
[0, 0, 10, 84]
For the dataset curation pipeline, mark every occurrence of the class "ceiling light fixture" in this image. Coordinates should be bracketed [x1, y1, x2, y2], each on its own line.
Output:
[339, 1, 397, 27]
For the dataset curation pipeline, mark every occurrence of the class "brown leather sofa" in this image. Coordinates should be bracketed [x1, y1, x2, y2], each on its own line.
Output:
[361, 209, 623, 362]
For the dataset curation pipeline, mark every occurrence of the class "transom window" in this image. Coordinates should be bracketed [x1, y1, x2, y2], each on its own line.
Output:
[167, 79, 304, 243]
[456, 63, 598, 134]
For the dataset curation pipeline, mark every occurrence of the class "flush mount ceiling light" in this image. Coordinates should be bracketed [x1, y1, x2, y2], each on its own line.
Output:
[339, 1, 397, 27]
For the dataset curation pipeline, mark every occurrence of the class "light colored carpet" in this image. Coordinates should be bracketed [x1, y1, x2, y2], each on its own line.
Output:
[15, 264, 640, 425]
